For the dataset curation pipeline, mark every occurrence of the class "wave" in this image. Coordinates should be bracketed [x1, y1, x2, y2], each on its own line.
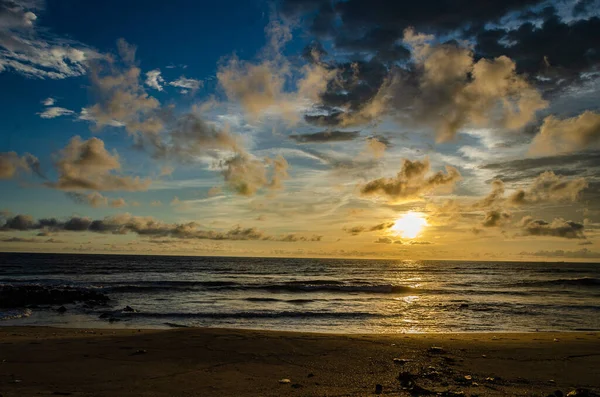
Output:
[113, 310, 382, 320]
[244, 297, 315, 304]
[0, 308, 32, 321]
[518, 277, 600, 288]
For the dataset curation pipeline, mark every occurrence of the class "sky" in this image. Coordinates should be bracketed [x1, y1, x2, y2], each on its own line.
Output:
[1, 0, 600, 260]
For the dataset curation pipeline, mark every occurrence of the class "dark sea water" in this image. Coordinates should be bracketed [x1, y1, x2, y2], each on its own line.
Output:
[1, 253, 600, 333]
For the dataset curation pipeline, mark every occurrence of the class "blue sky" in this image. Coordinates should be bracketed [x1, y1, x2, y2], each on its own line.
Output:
[1, 0, 600, 260]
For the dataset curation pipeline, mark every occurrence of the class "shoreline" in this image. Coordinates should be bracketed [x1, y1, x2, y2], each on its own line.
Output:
[1, 326, 599, 396]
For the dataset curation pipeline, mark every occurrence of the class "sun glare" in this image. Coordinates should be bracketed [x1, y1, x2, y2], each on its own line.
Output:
[392, 212, 428, 239]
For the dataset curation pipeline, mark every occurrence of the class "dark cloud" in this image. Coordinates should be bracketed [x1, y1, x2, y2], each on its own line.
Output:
[475, 11, 600, 84]
[519, 216, 586, 239]
[281, 0, 542, 42]
[289, 130, 360, 143]
[344, 221, 395, 235]
[0, 213, 319, 242]
[521, 248, 600, 258]
[482, 210, 511, 227]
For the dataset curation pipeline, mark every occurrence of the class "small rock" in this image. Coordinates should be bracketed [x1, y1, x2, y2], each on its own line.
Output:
[393, 358, 412, 365]
[485, 377, 495, 383]
[464, 375, 473, 381]
[291, 383, 302, 389]
[459, 303, 469, 308]
[108, 317, 121, 323]
[122, 306, 135, 312]
[56, 306, 67, 313]
[554, 338, 560, 342]
[375, 384, 383, 394]
[481, 354, 487, 358]
[307, 373, 315, 378]
[278, 378, 291, 384]
[98, 313, 110, 319]
[132, 349, 147, 355]
[398, 372, 415, 389]
[553, 391, 564, 397]
[428, 346, 445, 354]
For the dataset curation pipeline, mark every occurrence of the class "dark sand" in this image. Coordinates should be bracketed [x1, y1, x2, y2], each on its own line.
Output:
[1, 327, 599, 396]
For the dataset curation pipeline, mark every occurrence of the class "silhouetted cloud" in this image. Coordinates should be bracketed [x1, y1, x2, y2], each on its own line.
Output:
[361, 158, 460, 201]
[289, 130, 360, 143]
[0, 212, 322, 242]
[519, 216, 586, 239]
[344, 221, 394, 235]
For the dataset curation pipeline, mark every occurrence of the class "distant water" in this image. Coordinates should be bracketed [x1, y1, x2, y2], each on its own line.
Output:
[1, 253, 600, 333]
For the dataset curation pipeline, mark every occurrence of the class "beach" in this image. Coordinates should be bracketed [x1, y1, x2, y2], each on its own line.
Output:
[1, 327, 599, 396]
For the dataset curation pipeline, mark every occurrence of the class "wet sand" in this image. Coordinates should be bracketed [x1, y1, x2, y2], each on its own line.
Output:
[1, 327, 599, 396]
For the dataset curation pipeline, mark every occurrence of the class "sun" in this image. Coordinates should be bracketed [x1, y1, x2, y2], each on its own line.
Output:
[391, 212, 428, 239]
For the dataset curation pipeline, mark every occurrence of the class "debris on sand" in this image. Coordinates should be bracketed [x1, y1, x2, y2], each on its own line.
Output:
[428, 346, 445, 354]
[567, 389, 600, 397]
[278, 378, 291, 384]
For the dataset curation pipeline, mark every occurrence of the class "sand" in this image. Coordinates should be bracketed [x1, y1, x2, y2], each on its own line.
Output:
[0, 327, 599, 396]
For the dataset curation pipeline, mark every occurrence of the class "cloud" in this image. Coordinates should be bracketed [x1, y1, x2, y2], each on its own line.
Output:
[42, 97, 55, 106]
[169, 76, 202, 92]
[83, 40, 291, 197]
[519, 216, 586, 239]
[364, 136, 388, 159]
[473, 179, 505, 208]
[144, 69, 164, 91]
[509, 171, 587, 205]
[37, 106, 74, 119]
[221, 154, 289, 196]
[46, 136, 151, 191]
[521, 248, 600, 259]
[217, 18, 335, 122]
[0, 151, 40, 179]
[383, 29, 548, 142]
[66, 191, 108, 208]
[289, 130, 360, 143]
[86, 40, 162, 136]
[66, 191, 127, 208]
[482, 210, 511, 227]
[529, 111, 600, 155]
[110, 197, 127, 208]
[0, 212, 322, 242]
[475, 8, 600, 84]
[0, 0, 98, 79]
[360, 158, 461, 201]
[344, 221, 394, 235]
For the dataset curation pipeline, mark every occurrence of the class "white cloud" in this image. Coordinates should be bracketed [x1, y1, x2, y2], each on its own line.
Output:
[145, 69, 164, 91]
[78, 108, 125, 127]
[42, 97, 55, 106]
[0, 0, 99, 79]
[169, 76, 202, 91]
[37, 106, 74, 119]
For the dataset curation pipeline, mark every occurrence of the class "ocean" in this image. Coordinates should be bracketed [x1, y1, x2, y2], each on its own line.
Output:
[1, 253, 599, 333]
